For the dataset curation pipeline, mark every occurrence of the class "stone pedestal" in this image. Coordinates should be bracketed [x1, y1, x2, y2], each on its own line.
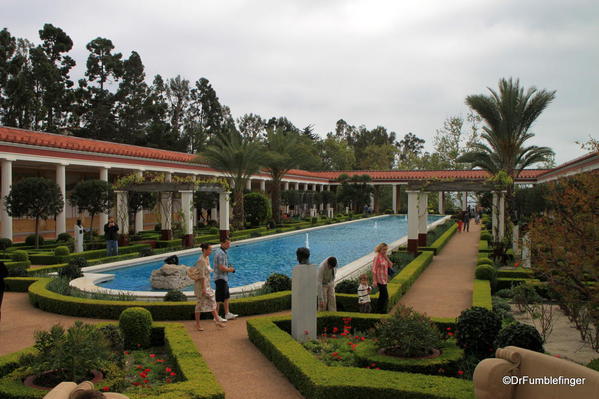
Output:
[151, 264, 194, 290]
[291, 263, 317, 342]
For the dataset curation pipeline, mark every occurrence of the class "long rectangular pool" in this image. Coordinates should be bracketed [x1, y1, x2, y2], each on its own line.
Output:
[97, 214, 443, 291]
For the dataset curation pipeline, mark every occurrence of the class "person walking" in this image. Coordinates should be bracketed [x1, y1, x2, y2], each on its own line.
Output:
[188, 243, 226, 330]
[317, 256, 337, 311]
[104, 217, 119, 257]
[0, 261, 7, 322]
[357, 273, 372, 313]
[213, 238, 238, 320]
[463, 209, 471, 232]
[74, 219, 84, 253]
[372, 243, 393, 313]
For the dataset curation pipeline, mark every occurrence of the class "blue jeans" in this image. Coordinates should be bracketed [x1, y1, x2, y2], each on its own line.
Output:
[106, 240, 118, 257]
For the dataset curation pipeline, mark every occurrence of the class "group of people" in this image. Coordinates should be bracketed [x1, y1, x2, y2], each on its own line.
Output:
[67, 217, 120, 256]
[456, 206, 482, 232]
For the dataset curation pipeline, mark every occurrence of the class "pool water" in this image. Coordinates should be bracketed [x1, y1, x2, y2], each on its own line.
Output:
[97, 215, 442, 291]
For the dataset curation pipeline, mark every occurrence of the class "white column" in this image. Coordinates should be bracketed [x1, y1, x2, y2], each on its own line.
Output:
[219, 191, 230, 240]
[260, 180, 266, 192]
[492, 191, 499, 241]
[180, 190, 194, 246]
[303, 183, 308, 191]
[246, 179, 252, 191]
[55, 163, 67, 235]
[462, 192, 468, 211]
[99, 167, 109, 231]
[498, 191, 506, 240]
[210, 207, 218, 221]
[438, 192, 445, 215]
[115, 190, 129, 235]
[295, 182, 299, 190]
[134, 171, 144, 233]
[418, 191, 428, 246]
[369, 192, 374, 209]
[407, 190, 419, 252]
[392, 184, 398, 213]
[1, 159, 13, 240]
[284, 181, 289, 191]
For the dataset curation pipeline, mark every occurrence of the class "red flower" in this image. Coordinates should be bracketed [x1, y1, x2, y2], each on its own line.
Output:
[554, 354, 561, 358]
[447, 332, 454, 337]
[375, 367, 380, 370]
[360, 337, 366, 341]
[144, 368, 151, 372]
[132, 382, 140, 386]
[170, 372, 176, 376]
[124, 351, 130, 355]
[304, 330, 309, 335]
[149, 354, 156, 358]
[340, 332, 347, 336]
[165, 378, 171, 383]
[370, 363, 376, 367]
[136, 365, 142, 369]
[139, 372, 147, 378]
[166, 367, 172, 373]
[332, 327, 339, 333]
[458, 370, 464, 375]
[102, 386, 110, 392]
[331, 352, 338, 357]
[446, 327, 452, 331]
[143, 379, 149, 384]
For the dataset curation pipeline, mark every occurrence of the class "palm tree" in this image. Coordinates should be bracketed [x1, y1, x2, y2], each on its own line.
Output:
[459, 77, 556, 235]
[198, 128, 263, 228]
[262, 128, 311, 224]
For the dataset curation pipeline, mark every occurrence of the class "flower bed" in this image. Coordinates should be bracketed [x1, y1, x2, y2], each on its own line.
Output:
[0, 323, 224, 399]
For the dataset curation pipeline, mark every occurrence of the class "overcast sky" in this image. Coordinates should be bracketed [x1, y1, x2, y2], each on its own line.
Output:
[4, 0, 598, 164]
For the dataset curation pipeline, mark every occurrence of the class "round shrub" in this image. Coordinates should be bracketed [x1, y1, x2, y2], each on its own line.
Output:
[10, 250, 29, 262]
[164, 290, 187, 302]
[119, 307, 153, 349]
[25, 234, 44, 246]
[373, 305, 442, 357]
[494, 322, 544, 353]
[58, 257, 84, 280]
[56, 232, 73, 243]
[98, 324, 125, 353]
[475, 265, 496, 281]
[477, 257, 494, 267]
[492, 296, 513, 321]
[480, 232, 492, 242]
[54, 246, 70, 257]
[244, 192, 271, 226]
[335, 279, 359, 294]
[264, 273, 291, 292]
[456, 306, 501, 357]
[495, 288, 514, 299]
[0, 238, 13, 251]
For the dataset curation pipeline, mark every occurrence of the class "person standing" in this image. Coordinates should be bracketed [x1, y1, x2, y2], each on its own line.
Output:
[463, 209, 471, 232]
[213, 238, 238, 320]
[372, 242, 393, 313]
[0, 261, 8, 322]
[189, 243, 226, 330]
[357, 273, 372, 313]
[74, 219, 84, 253]
[104, 216, 119, 257]
[317, 256, 337, 311]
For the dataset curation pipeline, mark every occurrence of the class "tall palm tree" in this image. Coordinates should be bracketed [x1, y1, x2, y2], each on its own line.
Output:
[198, 128, 263, 228]
[459, 77, 556, 234]
[263, 128, 311, 224]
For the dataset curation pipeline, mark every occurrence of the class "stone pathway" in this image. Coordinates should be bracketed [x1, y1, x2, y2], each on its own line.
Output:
[0, 292, 303, 398]
[397, 222, 480, 318]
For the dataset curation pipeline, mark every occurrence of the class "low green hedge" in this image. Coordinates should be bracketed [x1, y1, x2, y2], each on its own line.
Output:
[27, 244, 151, 265]
[478, 240, 489, 251]
[354, 339, 464, 376]
[27, 278, 291, 320]
[247, 315, 474, 399]
[495, 277, 543, 291]
[472, 279, 492, 310]
[0, 323, 224, 399]
[5, 261, 31, 276]
[425, 223, 457, 255]
[26, 253, 141, 276]
[496, 269, 535, 279]
[4, 277, 38, 292]
[155, 239, 182, 249]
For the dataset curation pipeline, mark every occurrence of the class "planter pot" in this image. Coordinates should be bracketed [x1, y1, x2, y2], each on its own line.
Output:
[24, 369, 104, 391]
[378, 347, 441, 359]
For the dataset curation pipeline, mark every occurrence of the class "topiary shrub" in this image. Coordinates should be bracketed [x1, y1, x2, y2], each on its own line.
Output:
[456, 306, 501, 357]
[480, 231, 492, 242]
[54, 245, 70, 257]
[244, 192, 272, 226]
[492, 296, 513, 321]
[164, 290, 188, 302]
[119, 307, 153, 349]
[495, 288, 514, 298]
[10, 250, 29, 262]
[25, 234, 45, 246]
[139, 247, 154, 257]
[494, 322, 544, 352]
[373, 305, 442, 357]
[0, 237, 13, 252]
[56, 232, 73, 243]
[58, 257, 85, 280]
[477, 257, 494, 267]
[264, 273, 291, 292]
[335, 278, 359, 294]
[475, 265, 496, 281]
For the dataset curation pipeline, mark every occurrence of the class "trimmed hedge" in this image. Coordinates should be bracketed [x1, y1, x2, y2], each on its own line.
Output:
[424, 223, 458, 255]
[495, 277, 543, 292]
[3, 277, 38, 292]
[0, 323, 224, 399]
[26, 253, 140, 276]
[27, 278, 291, 320]
[28, 244, 151, 265]
[496, 269, 535, 279]
[247, 315, 474, 399]
[472, 279, 492, 310]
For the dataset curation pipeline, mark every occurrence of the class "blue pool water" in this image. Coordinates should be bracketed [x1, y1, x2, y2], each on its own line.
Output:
[97, 215, 442, 291]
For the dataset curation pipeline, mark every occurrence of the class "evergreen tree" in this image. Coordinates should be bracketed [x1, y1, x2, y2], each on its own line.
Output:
[116, 51, 148, 144]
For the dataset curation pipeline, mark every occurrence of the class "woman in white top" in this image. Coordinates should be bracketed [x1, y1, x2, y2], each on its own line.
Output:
[190, 243, 226, 330]
[74, 219, 84, 253]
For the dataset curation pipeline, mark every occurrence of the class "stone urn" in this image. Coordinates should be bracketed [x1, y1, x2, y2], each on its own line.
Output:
[151, 264, 194, 290]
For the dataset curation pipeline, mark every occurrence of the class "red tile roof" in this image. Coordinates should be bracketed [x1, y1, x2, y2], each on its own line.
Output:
[0, 125, 550, 182]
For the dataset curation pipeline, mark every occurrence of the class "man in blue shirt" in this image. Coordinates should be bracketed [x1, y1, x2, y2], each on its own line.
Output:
[213, 238, 238, 320]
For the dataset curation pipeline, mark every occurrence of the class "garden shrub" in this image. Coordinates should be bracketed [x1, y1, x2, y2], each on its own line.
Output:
[139, 247, 154, 257]
[455, 306, 501, 357]
[25, 234, 45, 246]
[244, 192, 271, 226]
[495, 288, 514, 298]
[10, 250, 29, 262]
[56, 232, 73, 243]
[164, 290, 188, 302]
[335, 278, 359, 294]
[311, 217, 318, 224]
[264, 273, 291, 292]
[475, 265, 496, 281]
[480, 231, 492, 242]
[98, 324, 125, 354]
[373, 305, 442, 357]
[6, 262, 28, 277]
[512, 283, 542, 312]
[54, 245, 70, 257]
[119, 307, 153, 349]
[0, 238, 12, 252]
[492, 296, 513, 321]
[477, 257, 494, 267]
[494, 322, 544, 352]
[154, 223, 161, 231]
[587, 358, 599, 372]
[58, 257, 86, 280]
